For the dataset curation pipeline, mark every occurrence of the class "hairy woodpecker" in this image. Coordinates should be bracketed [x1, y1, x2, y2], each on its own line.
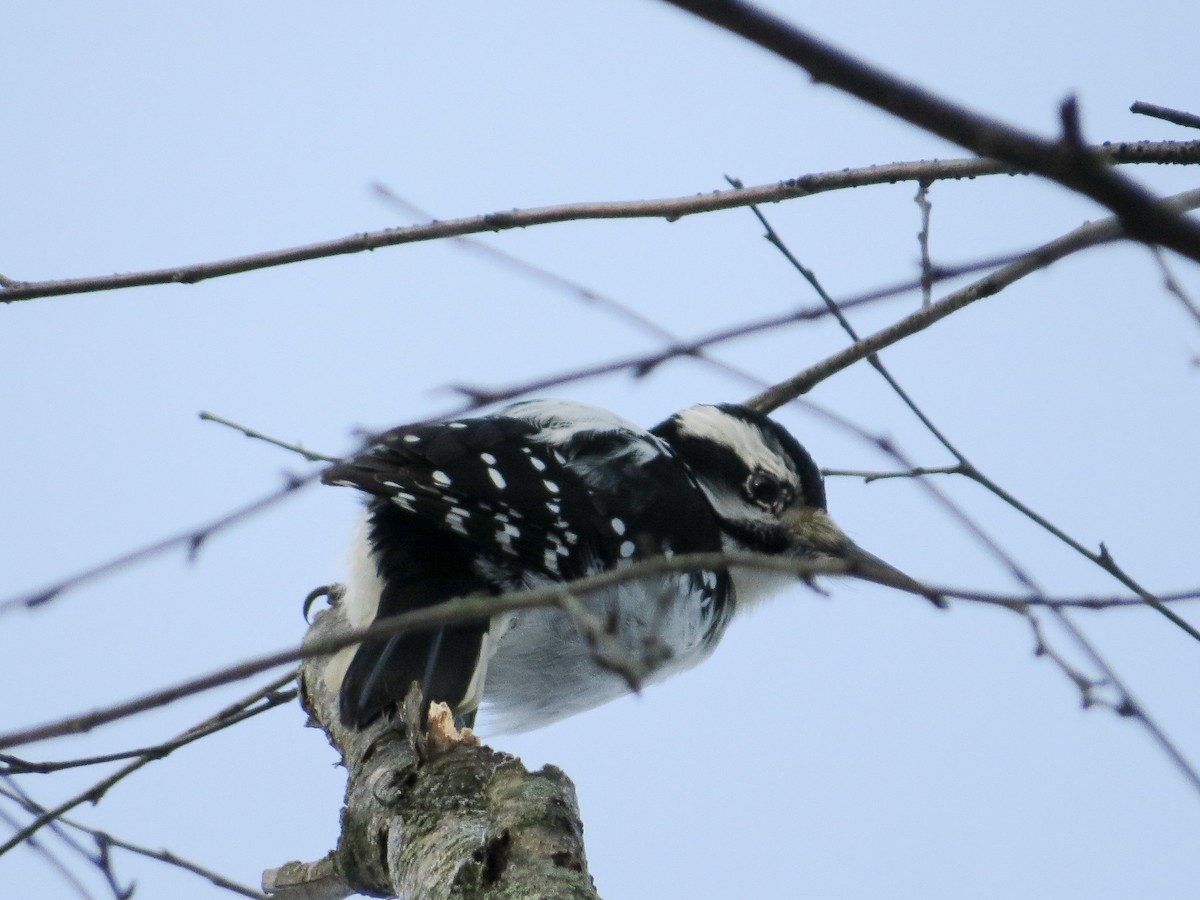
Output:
[321, 400, 917, 732]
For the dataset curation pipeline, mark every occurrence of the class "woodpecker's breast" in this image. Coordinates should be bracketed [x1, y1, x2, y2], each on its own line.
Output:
[480, 567, 730, 732]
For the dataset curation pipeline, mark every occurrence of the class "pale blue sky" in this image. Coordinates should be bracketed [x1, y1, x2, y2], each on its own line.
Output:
[3, 2, 1199, 898]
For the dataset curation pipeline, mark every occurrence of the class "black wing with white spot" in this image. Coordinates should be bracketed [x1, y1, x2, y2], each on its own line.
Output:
[323, 415, 617, 582]
[508, 400, 733, 630]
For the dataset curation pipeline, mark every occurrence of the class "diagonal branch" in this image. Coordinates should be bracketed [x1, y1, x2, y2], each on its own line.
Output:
[1, 678, 297, 775]
[745, 187, 1200, 413]
[0, 783, 266, 899]
[661, 0, 1200, 263]
[0, 473, 317, 618]
[199, 412, 338, 463]
[0, 672, 297, 856]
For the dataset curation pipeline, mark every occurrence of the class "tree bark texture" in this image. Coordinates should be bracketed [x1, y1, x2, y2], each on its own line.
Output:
[263, 593, 600, 900]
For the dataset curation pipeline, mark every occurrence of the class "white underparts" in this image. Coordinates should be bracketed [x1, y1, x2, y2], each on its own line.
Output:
[458, 630, 492, 714]
[322, 516, 385, 696]
[728, 563, 801, 615]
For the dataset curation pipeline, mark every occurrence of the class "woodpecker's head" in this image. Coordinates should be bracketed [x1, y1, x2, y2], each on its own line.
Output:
[653, 403, 923, 596]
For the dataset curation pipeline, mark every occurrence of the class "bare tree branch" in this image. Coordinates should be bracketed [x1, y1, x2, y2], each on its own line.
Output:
[661, 0, 1200, 262]
[943, 587, 1200, 609]
[1, 143, 1196, 304]
[0, 798, 96, 900]
[1, 776, 135, 900]
[0, 783, 266, 899]
[0, 672, 297, 855]
[745, 186, 1200, 413]
[0, 674, 296, 776]
[5, 543, 1192, 761]
[751, 193, 1200, 641]
[0, 474, 315, 618]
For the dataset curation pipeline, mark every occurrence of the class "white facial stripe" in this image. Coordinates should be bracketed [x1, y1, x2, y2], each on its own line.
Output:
[674, 406, 795, 484]
[701, 482, 777, 533]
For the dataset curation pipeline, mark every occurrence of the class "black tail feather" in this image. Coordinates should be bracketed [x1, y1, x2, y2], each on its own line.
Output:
[339, 620, 487, 729]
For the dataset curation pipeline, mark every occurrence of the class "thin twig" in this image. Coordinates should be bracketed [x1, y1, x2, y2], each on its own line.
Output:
[1131, 101, 1200, 132]
[1150, 246, 1200, 328]
[740, 188, 1045, 587]
[553, 590, 657, 691]
[962, 470, 1200, 642]
[0, 474, 315, 617]
[941, 587, 1200, 609]
[1020, 610, 1117, 709]
[0, 784, 265, 899]
[0, 800, 96, 900]
[372, 186, 683, 344]
[915, 181, 934, 306]
[441, 247, 1038, 412]
[823, 465, 964, 482]
[199, 411, 338, 463]
[91, 831, 266, 900]
[1, 776, 131, 900]
[1, 548, 1190, 784]
[1, 677, 297, 775]
[0, 671, 297, 855]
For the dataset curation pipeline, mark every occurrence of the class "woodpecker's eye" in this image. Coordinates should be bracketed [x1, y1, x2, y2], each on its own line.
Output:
[746, 472, 783, 509]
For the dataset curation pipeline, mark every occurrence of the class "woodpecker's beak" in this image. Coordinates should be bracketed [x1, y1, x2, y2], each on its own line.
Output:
[782, 507, 944, 607]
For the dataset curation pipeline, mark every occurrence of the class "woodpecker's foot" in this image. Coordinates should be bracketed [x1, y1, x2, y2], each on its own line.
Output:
[302, 582, 346, 621]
